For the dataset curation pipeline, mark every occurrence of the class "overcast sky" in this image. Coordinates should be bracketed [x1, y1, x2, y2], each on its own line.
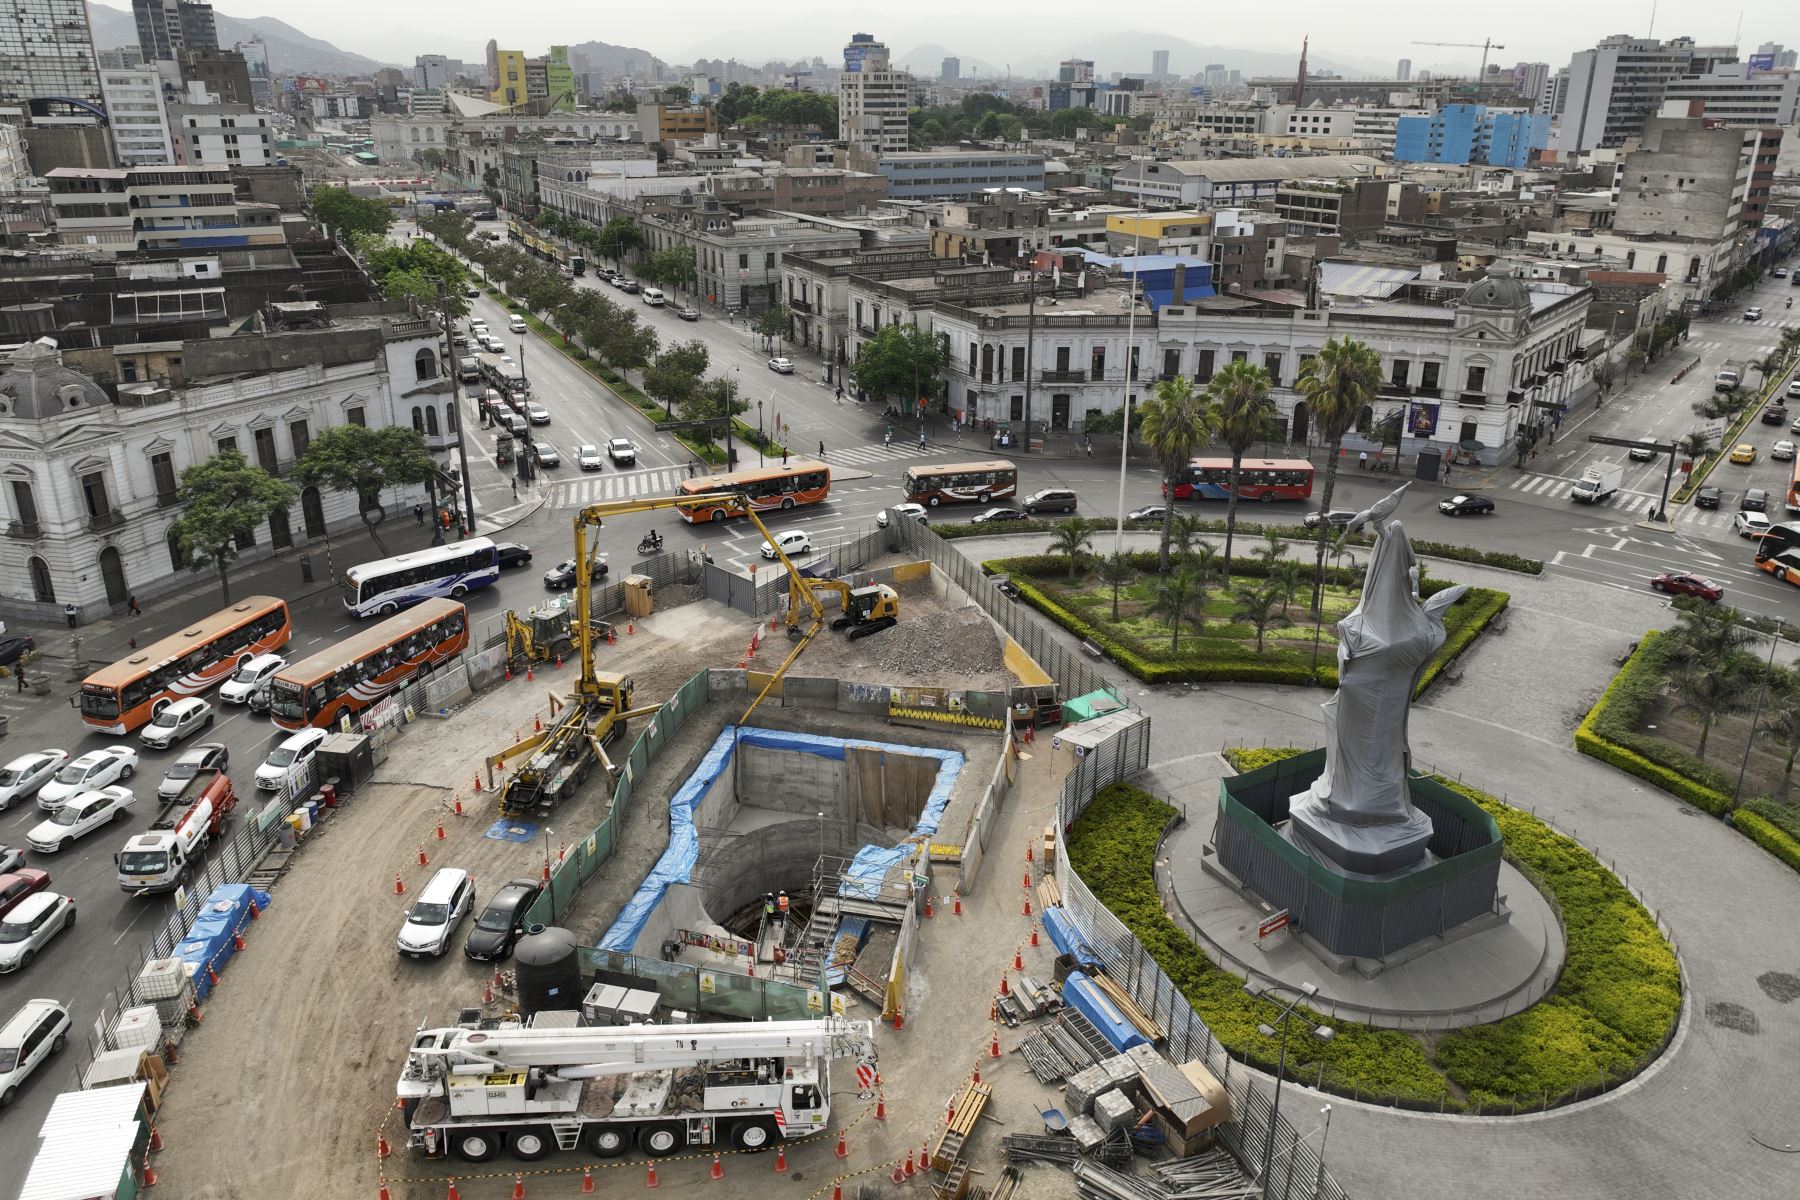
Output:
[212, 1, 1790, 74]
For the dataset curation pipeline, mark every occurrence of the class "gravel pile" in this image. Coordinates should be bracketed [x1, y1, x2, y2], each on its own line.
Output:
[864, 603, 1006, 683]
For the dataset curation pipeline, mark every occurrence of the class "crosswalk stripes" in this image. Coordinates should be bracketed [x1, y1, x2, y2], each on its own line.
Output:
[1507, 472, 1656, 511]
[539, 442, 940, 506]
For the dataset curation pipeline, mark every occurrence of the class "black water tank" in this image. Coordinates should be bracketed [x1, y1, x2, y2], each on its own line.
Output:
[513, 925, 583, 1019]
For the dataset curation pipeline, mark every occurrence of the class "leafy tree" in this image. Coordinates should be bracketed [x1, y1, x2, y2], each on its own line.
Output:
[1150, 568, 1207, 652]
[169, 451, 296, 605]
[1186, 537, 1219, 586]
[1758, 667, 1800, 801]
[1666, 599, 1757, 663]
[1666, 653, 1751, 760]
[680, 374, 749, 428]
[311, 186, 393, 240]
[1253, 528, 1286, 569]
[642, 340, 711, 415]
[1206, 359, 1276, 580]
[1270, 560, 1307, 613]
[294, 425, 435, 556]
[1674, 430, 1714, 464]
[596, 313, 658, 374]
[1296, 336, 1382, 614]
[1096, 553, 1134, 621]
[1137, 375, 1215, 574]
[648, 245, 697, 293]
[597, 216, 643, 264]
[1230, 582, 1289, 653]
[716, 82, 761, 124]
[1049, 518, 1092, 580]
[602, 94, 637, 112]
[418, 207, 473, 249]
[850, 324, 950, 407]
[754, 304, 792, 351]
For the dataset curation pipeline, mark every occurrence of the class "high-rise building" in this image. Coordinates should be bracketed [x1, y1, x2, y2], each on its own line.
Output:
[132, 0, 215, 62]
[1614, 114, 1772, 237]
[838, 33, 911, 154]
[1396, 57, 1412, 81]
[415, 54, 449, 90]
[237, 38, 271, 103]
[100, 68, 173, 165]
[1662, 62, 1800, 126]
[1550, 35, 1739, 151]
[1512, 61, 1549, 110]
[178, 48, 254, 107]
[491, 48, 527, 106]
[1152, 49, 1170, 79]
[941, 57, 959, 82]
[485, 39, 499, 92]
[1059, 58, 1095, 83]
[1393, 103, 1550, 168]
[1757, 42, 1799, 70]
[0, 0, 105, 111]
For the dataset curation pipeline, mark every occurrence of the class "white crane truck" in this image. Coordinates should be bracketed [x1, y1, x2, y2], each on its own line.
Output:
[396, 1016, 878, 1165]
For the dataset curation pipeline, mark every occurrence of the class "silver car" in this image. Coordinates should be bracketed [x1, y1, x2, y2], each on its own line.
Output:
[0, 893, 76, 973]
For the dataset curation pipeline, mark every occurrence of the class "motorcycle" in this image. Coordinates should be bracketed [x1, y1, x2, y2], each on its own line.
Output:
[638, 532, 664, 555]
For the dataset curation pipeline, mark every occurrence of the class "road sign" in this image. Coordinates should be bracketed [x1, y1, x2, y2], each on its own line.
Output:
[1257, 910, 1291, 940]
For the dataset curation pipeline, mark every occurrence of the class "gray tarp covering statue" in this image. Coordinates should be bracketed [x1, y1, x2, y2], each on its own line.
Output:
[1286, 484, 1468, 876]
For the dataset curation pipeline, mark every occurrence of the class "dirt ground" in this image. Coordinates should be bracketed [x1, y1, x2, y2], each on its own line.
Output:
[795, 574, 1012, 690]
[1643, 697, 1797, 801]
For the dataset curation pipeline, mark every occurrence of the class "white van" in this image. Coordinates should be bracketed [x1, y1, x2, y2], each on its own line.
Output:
[641, 288, 666, 307]
[0, 998, 70, 1105]
[508, 315, 527, 334]
[396, 867, 475, 959]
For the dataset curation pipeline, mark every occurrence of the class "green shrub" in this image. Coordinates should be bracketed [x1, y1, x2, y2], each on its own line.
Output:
[1733, 808, 1800, 872]
[1739, 796, 1800, 841]
[1120, 750, 1680, 1108]
[1573, 632, 1734, 814]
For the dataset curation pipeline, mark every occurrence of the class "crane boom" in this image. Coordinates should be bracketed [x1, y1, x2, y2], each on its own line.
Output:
[1409, 37, 1505, 84]
[406, 1017, 878, 1079]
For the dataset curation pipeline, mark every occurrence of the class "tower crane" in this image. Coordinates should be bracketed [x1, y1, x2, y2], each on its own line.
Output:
[1411, 38, 1506, 91]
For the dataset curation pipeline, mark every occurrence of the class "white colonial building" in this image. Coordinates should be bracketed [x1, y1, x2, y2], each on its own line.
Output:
[0, 308, 448, 621]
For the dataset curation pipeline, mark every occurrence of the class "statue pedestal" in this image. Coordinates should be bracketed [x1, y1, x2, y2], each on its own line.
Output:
[1285, 788, 1435, 877]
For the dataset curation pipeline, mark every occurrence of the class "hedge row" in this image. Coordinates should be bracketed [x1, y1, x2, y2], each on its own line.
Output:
[1066, 783, 1456, 1106]
[1573, 631, 1734, 815]
[936, 514, 1544, 575]
[987, 551, 1508, 694]
[1733, 809, 1800, 872]
[1199, 749, 1681, 1108]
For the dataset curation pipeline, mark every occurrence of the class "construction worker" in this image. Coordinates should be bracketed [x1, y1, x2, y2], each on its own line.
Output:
[777, 891, 790, 916]
[763, 893, 776, 920]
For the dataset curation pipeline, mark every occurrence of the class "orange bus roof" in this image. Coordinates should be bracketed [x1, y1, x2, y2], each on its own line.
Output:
[275, 598, 465, 687]
[82, 596, 286, 689]
[904, 460, 1016, 476]
[677, 459, 830, 492]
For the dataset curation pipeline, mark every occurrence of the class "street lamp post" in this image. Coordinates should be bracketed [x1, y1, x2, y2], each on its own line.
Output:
[757, 400, 765, 467]
[1244, 981, 1334, 1198]
[435, 279, 477, 538]
[1733, 617, 1783, 808]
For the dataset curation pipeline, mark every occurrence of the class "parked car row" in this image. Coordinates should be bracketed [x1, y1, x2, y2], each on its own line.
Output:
[397, 866, 544, 963]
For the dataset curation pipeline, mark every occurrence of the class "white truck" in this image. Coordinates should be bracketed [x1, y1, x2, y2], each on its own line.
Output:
[1571, 461, 1624, 503]
[115, 768, 236, 893]
[397, 1015, 877, 1165]
[1716, 361, 1743, 392]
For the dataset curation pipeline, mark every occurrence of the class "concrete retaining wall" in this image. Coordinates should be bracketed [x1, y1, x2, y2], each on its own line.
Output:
[737, 744, 844, 817]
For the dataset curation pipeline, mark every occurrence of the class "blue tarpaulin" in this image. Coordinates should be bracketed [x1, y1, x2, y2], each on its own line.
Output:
[1042, 906, 1100, 970]
[174, 883, 271, 1000]
[1062, 970, 1149, 1052]
[599, 726, 965, 952]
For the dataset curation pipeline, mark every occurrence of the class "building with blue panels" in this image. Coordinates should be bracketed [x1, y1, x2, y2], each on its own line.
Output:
[1393, 104, 1549, 168]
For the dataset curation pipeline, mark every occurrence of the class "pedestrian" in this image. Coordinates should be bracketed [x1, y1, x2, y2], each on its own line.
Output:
[127, 593, 141, 616]
[14, 665, 23, 693]
[818, 440, 825, 459]
[1358, 450, 1369, 470]
[511, 478, 518, 499]
[63, 602, 78, 628]
[687, 461, 696, 478]
[884, 429, 892, 447]
[1085, 434, 1093, 457]
[835, 384, 844, 402]
[1444, 462, 1452, 484]
[413, 503, 425, 526]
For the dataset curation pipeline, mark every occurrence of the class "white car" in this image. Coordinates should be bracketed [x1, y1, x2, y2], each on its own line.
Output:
[255, 728, 327, 791]
[37, 747, 137, 810]
[508, 315, 527, 333]
[27, 786, 135, 853]
[576, 444, 604, 471]
[469, 320, 488, 337]
[139, 697, 215, 750]
[767, 357, 794, 374]
[525, 401, 551, 425]
[0, 893, 75, 974]
[761, 530, 813, 560]
[0, 845, 21, 875]
[1775, 441, 1797, 462]
[1789, 380, 1800, 400]
[0, 997, 71, 1105]
[607, 438, 637, 466]
[396, 867, 474, 959]
[1736, 511, 1773, 538]
[1744, 307, 1763, 321]
[220, 654, 285, 704]
[876, 503, 929, 529]
[481, 335, 506, 354]
[0, 751, 67, 812]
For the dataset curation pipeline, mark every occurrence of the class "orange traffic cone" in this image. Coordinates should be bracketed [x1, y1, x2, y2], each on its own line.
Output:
[512, 1174, 525, 1200]
[149, 1126, 164, 1152]
[832, 1180, 843, 1200]
[891, 1008, 904, 1031]
[1026, 841, 1034, 863]
[418, 843, 429, 866]
[233, 930, 246, 952]
[1014, 947, 1024, 971]
[377, 1130, 390, 1158]
[1023, 895, 1033, 917]
[990, 1029, 1002, 1058]
[646, 1159, 659, 1189]
[972, 1063, 981, 1084]
[999, 972, 1010, 996]
[1030, 924, 1039, 947]
[473, 773, 484, 793]
[436, 820, 446, 841]
[526, 665, 534, 682]
[607, 627, 616, 645]
[835, 1129, 848, 1158]
[373, 1177, 385, 1200]
[534, 716, 542, 732]
[206, 964, 219, 988]
[891, 1160, 907, 1186]
[710, 1153, 724, 1181]
[249, 898, 260, 920]
[554, 653, 563, 670]
[483, 981, 494, 1005]
[581, 1166, 595, 1194]
[448, 1179, 461, 1200]
[453, 794, 464, 816]
[875, 1092, 887, 1120]
[923, 893, 933, 918]
[1023, 867, 1032, 891]
[143, 1151, 159, 1188]
[953, 892, 963, 916]
[164, 1039, 178, 1066]
[187, 1001, 204, 1024]
[394, 873, 405, 895]
[920, 1140, 931, 1174]
[773, 1144, 788, 1173]
[903, 1147, 916, 1179]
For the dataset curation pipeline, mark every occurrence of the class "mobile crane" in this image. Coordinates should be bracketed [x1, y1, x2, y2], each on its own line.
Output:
[396, 1015, 879, 1163]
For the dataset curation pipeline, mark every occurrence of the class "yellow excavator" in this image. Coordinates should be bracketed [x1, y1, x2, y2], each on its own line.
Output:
[485, 491, 898, 813]
[502, 602, 610, 670]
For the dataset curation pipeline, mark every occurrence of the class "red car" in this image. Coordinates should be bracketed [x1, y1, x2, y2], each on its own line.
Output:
[0, 868, 50, 919]
[1651, 572, 1724, 602]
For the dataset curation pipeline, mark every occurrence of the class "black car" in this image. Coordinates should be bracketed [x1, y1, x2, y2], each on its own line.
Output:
[1438, 494, 1496, 516]
[615, 279, 641, 294]
[543, 557, 609, 589]
[1302, 509, 1358, 530]
[1762, 405, 1789, 426]
[0, 634, 33, 667]
[1127, 505, 1166, 523]
[971, 507, 1028, 523]
[463, 878, 545, 962]
[1742, 488, 1769, 513]
[495, 542, 533, 568]
[1694, 485, 1722, 509]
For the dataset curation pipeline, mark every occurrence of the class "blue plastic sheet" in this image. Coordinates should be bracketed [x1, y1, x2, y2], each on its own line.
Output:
[599, 726, 966, 952]
[1042, 906, 1100, 970]
[840, 846, 909, 900]
[1062, 970, 1149, 1052]
[174, 883, 271, 1001]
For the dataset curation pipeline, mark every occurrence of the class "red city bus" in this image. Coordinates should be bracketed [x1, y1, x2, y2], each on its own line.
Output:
[267, 599, 469, 731]
[79, 597, 291, 734]
[675, 460, 831, 522]
[1166, 457, 1315, 502]
[901, 460, 1019, 506]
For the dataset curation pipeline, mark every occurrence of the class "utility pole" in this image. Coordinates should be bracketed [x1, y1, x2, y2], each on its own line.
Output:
[1022, 270, 1036, 454]
[437, 281, 477, 538]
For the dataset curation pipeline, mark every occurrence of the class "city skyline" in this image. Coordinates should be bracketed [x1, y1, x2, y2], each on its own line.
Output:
[114, 0, 1794, 76]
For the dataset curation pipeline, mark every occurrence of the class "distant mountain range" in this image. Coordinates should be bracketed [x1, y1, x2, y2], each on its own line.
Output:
[565, 40, 665, 81]
[85, 1, 390, 78]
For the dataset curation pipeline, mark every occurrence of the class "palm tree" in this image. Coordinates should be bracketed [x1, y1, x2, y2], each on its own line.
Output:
[1050, 517, 1092, 581]
[1755, 666, 1800, 801]
[1150, 568, 1208, 652]
[1137, 376, 1216, 574]
[1296, 336, 1383, 615]
[1253, 528, 1285, 569]
[1206, 359, 1277, 585]
[1674, 430, 1715, 465]
[1269, 560, 1307, 614]
[1187, 539, 1220, 586]
[1096, 552, 1135, 622]
[1665, 600, 1756, 664]
[1231, 582, 1289, 653]
[1666, 653, 1752, 760]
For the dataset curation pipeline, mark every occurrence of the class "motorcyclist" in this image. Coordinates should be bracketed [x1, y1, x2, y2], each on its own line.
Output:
[641, 529, 663, 551]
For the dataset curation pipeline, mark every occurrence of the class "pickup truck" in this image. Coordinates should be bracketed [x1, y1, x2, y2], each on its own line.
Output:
[1571, 461, 1624, 503]
[115, 769, 235, 893]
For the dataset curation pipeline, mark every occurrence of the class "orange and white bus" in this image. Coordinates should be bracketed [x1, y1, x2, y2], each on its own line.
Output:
[79, 596, 291, 735]
[1786, 457, 1800, 516]
[902, 460, 1018, 507]
[267, 599, 469, 731]
[675, 460, 831, 522]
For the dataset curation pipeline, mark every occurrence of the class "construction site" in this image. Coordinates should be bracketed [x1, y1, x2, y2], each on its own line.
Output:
[18, 494, 1293, 1200]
